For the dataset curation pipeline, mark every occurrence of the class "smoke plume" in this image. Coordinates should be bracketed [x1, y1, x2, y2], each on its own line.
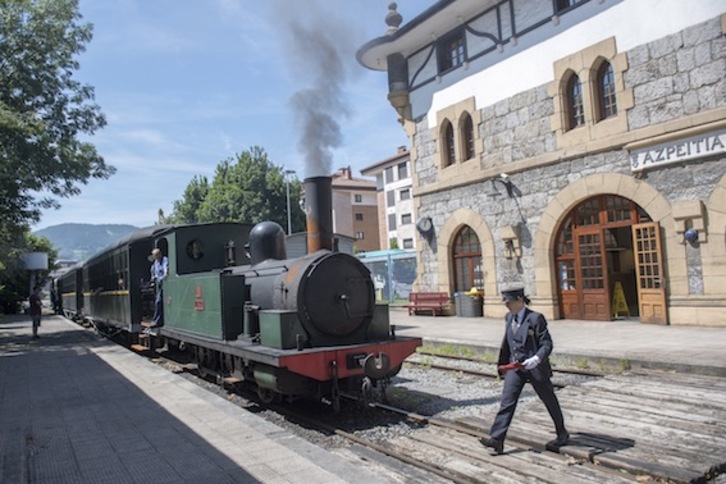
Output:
[277, 2, 356, 177]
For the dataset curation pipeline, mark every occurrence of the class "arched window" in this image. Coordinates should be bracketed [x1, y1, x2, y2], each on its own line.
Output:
[596, 62, 617, 120]
[460, 113, 475, 161]
[566, 74, 585, 130]
[452, 226, 482, 292]
[443, 121, 455, 167]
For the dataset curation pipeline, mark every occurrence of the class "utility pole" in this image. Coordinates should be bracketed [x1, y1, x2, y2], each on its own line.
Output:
[285, 170, 296, 235]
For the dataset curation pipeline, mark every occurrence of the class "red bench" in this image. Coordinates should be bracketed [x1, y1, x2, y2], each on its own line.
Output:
[404, 292, 452, 316]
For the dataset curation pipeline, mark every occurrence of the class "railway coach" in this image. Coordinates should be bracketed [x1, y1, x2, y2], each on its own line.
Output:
[57, 263, 83, 320]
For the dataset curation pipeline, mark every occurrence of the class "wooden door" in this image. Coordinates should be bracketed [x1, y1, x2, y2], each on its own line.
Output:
[632, 222, 668, 324]
[557, 259, 581, 319]
[576, 230, 610, 320]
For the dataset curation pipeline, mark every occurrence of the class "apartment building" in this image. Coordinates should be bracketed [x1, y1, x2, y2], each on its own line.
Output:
[330, 166, 380, 252]
[361, 146, 416, 250]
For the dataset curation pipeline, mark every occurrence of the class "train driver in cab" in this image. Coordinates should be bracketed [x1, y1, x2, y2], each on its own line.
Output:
[149, 248, 168, 328]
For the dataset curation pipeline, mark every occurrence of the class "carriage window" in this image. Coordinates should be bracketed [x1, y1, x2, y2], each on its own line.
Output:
[186, 239, 205, 260]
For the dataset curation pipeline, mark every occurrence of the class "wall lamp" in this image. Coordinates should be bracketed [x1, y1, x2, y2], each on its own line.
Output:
[673, 200, 706, 245]
[486, 172, 520, 198]
[500, 225, 521, 259]
[684, 228, 699, 245]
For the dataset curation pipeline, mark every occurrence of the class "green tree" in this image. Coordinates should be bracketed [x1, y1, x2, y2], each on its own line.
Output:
[170, 147, 305, 232]
[0, 0, 114, 228]
[0, 232, 57, 314]
[166, 175, 209, 224]
[0, 0, 111, 312]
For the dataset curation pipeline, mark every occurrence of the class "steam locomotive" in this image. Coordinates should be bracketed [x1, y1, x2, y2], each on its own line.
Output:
[58, 177, 421, 409]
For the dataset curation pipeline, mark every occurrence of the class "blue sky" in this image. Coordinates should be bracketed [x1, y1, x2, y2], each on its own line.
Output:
[33, 0, 435, 230]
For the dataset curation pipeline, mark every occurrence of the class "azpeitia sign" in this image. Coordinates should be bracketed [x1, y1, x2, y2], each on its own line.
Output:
[628, 128, 726, 172]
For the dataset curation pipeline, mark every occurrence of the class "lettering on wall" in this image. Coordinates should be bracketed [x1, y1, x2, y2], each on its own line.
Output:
[629, 129, 726, 172]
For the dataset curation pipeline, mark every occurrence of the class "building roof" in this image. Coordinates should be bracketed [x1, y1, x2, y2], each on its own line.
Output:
[357, 0, 491, 71]
[361, 147, 410, 176]
[331, 166, 376, 191]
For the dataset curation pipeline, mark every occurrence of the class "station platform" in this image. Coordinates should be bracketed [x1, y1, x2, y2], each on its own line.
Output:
[0, 314, 387, 483]
[391, 308, 726, 376]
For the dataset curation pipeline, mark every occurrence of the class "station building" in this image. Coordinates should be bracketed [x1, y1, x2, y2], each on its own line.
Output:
[357, 0, 726, 325]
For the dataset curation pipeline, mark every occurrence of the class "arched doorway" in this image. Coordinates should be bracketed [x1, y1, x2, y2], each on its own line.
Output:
[452, 226, 483, 292]
[555, 195, 667, 323]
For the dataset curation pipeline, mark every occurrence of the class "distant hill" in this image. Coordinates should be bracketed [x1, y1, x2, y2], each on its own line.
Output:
[34, 223, 139, 261]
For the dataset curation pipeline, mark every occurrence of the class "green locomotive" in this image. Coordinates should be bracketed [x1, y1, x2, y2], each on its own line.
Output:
[59, 177, 421, 409]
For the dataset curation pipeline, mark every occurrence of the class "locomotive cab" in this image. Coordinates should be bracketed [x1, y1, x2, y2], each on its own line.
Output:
[156, 223, 254, 340]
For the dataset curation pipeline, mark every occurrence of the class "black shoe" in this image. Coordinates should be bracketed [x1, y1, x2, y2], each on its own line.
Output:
[546, 431, 570, 450]
[479, 437, 504, 454]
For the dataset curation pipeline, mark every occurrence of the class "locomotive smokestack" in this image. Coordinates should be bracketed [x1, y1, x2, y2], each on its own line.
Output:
[304, 176, 333, 253]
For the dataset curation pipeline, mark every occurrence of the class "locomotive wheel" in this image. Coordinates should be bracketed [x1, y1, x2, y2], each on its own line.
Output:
[256, 388, 280, 404]
[166, 340, 180, 354]
[197, 365, 210, 379]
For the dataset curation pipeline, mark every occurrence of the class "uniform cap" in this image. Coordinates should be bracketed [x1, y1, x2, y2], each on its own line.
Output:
[501, 287, 525, 302]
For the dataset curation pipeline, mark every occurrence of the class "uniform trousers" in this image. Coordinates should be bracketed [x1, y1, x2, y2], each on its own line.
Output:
[490, 367, 566, 441]
[152, 289, 164, 325]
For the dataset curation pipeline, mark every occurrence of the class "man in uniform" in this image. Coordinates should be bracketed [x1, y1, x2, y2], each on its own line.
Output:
[480, 287, 569, 454]
[149, 248, 168, 328]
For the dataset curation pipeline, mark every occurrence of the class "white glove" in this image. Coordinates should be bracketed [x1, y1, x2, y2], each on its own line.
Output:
[523, 355, 541, 370]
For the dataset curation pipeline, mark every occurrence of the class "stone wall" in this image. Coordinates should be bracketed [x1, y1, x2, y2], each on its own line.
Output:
[626, 16, 725, 129]
[481, 85, 556, 168]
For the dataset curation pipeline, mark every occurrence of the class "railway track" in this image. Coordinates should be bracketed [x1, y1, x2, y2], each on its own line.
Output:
[415, 348, 607, 377]
[405, 351, 602, 391]
[89, 321, 726, 483]
[269, 395, 639, 483]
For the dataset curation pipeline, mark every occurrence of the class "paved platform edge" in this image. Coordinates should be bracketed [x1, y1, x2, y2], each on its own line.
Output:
[422, 337, 726, 378]
[2, 316, 391, 484]
[80, 320, 390, 484]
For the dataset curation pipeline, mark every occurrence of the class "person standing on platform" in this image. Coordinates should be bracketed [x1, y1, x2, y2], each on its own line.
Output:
[29, 285, 43, 339]
[480, 287, 569, 454]
[149, 248, 168, 328]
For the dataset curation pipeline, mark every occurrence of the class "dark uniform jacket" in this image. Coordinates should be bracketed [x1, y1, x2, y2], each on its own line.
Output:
[497, 308, 554, 377]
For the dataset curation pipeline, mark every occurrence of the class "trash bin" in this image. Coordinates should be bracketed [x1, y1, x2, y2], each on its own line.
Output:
[455, 293, 482, 317]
